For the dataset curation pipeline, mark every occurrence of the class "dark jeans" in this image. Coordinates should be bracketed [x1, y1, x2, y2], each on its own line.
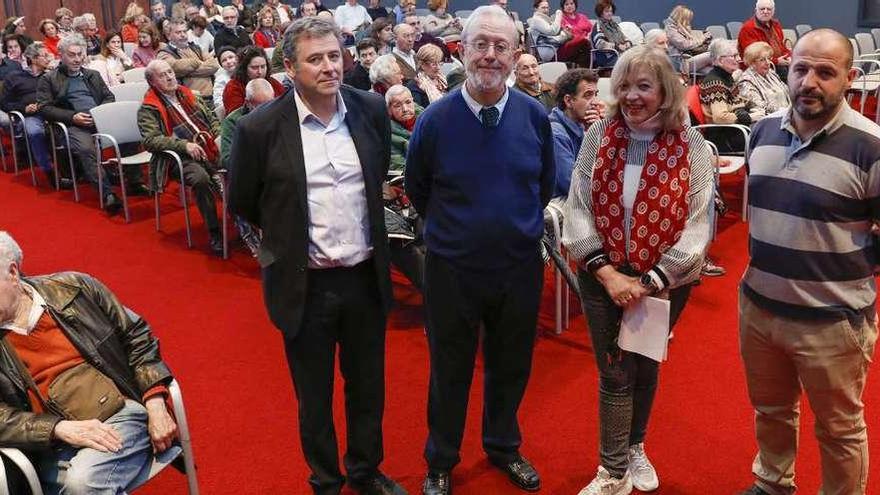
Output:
[172, 159, 219, 233]
[282, 260, 387, 495]
[577, 268, 691, 478]
[423, 251, 543, 471]
[390, 241, 425, 291]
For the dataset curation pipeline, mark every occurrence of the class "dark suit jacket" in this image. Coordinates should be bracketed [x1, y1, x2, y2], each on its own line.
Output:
[228, 86, 393, 338]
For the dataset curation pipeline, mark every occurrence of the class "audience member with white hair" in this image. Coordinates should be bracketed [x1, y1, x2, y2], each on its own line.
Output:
[138, 59, 224, 255]
[737, 0, 790, 71]
[700, 38, 752, 126]
[737, 40, 790, 120]
[643, 28, 668, 51]
[370, 53, 405, 95]
[392, 23, 418, 79]
[220, 78, 276, 257]
[71, 14, 101, 56]
[213, 5, 253, 52]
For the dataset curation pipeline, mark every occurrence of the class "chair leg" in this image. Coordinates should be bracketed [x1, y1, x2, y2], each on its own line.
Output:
[741, 173, 749, 222]
[20, 126, 37, 188]
[221, 187, 228, 260]
[154, 190, 162, 231]
[168, 383, 200, 495]
[179, 181, 192, 248]
[118, 160, 130, 223]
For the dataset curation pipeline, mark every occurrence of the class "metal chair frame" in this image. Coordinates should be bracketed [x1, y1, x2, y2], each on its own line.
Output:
[47, 121, 81, 202]
[590, 48, 619, 71]
[154, 150, 229, 258]
[7, 111, 37, 187]
[692, 124, 751, 221]
[0, 380, 199, 495]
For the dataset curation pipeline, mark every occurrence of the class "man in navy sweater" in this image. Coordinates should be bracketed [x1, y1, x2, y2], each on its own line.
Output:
[405, 6, 555, 495]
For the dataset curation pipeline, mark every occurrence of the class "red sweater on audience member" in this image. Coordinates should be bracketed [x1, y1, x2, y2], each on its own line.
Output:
[222, 76, 286, 114]
[737, 16, 790, 63]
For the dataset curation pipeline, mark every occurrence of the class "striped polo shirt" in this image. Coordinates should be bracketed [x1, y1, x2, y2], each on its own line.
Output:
[742, 104, 880, 320]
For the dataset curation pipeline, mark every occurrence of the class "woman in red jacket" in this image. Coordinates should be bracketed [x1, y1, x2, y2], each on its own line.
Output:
[253, 7, 281, 49]
[222, 45, 285, 113]
[38, 19, 61, 59]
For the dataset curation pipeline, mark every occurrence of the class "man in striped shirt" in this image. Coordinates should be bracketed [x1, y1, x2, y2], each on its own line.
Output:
[739, 29, 879, 495]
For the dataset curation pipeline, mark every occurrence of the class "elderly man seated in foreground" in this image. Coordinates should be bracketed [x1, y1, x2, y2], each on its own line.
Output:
[0, 231, 178, 494]
[138, 59, 225, 256]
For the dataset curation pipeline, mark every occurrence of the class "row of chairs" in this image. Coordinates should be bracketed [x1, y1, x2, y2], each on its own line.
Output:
[3, 96, 230, 258]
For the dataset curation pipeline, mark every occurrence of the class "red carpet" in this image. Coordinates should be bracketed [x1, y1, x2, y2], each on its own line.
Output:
[1, 169, 878, 494]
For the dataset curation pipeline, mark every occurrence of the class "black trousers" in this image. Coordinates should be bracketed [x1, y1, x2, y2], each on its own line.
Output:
[172, 160, 219, 233]
[282, 259, 387, 495]
[423, 251, 544, 471]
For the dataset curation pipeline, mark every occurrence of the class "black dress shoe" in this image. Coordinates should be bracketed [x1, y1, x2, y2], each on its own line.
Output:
[349, 473, 408, 495]
[127, 182, 152, 196]
[422, 470, 451, 495]
[103, 193, 122, 216]
[490, 456, 540, 492]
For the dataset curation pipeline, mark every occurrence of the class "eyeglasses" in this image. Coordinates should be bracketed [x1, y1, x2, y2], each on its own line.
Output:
[467, 40, 512, 55]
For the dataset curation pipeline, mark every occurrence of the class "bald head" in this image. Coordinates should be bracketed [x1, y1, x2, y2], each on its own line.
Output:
[245, 78, 275, 108]
[394, 23, 416, 52]
[793, 28, 853, 70]
[515, 53, 540, 88]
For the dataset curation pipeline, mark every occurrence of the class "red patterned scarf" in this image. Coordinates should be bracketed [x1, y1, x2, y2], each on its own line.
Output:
[591, 117, 691, 273]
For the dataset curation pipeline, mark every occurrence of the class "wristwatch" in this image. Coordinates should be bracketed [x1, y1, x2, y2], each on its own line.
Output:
[639, 273, 659, 295]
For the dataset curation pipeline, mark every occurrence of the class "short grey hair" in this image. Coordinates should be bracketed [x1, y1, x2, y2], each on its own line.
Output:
[168, 17, 189, 30]
[57, 33, 87, 54]
[221, 5, 238, 17]
[71, 15, 91, 31]
[709, 38, 737, 62]
[384, 84, 411, 106]
[643, 29, 666, 48]
[755, 0, 774, 8]
[460, 5, 517, 46]
[369, 54, 400, 84]
[144, 59, 170, 83]
[24, 42, 46, 62]
[0, 232, 23, 269]
[282, 17, 343, 64]
[245, 78, 274, 101]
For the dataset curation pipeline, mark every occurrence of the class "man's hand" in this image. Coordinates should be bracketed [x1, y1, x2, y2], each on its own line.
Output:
[53, 419, 123, 453]
[24, 103, 38, 114]
[595, 265, 639, 307]
[145, 396, 177, 453]
[185, 142, 207, 161]
[72, 112, 93, 127]
[584, 100, 606, 126]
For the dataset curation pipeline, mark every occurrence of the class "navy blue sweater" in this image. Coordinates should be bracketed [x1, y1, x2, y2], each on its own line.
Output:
[405, 88, 555, 269]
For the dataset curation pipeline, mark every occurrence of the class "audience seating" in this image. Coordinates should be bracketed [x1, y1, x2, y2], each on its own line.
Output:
[0, 380, 200, 495]
[795, 24, 812, 38]
[544, 204, 572, 335]
[270, 72, 287, 84]
[122, 67, 147, 83]
[6, 112, 37, 188]
[726, 21, 742, 39]
[590, 47, 618, 70]
[47, 121, 82, 202]
[705, 25, 728, 40]
[527, 31, 558, 63]
[537, 61, 567, 84]
[873, 28, 880, 50]
[639, 22, 660, 34]
[597, 77, 612, 105]
[782, 28, 797, 48]
[454, 9, 473, 19]
[110, 82, 150, 102]
[440, 62, 457, 77]
[855, 32, 878, 58]
[91, 101, 154, 222]
[414, 8, 430, 16]
[619, 21, 644, 45]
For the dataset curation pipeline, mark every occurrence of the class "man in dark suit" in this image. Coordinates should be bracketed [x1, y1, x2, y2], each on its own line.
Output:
[228, 17, 405, 495]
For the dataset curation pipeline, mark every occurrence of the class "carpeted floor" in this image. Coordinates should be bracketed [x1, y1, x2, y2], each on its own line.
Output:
[1, 169, 877, 494]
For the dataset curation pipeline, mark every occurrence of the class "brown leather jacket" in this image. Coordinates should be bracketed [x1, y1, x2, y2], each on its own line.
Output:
[0, 272, 173, 451]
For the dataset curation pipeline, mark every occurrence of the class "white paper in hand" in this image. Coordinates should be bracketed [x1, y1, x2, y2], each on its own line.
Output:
[617, 296, 671, 362]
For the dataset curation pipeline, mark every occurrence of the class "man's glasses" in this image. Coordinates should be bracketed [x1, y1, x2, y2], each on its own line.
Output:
[467, 40, 512, 55]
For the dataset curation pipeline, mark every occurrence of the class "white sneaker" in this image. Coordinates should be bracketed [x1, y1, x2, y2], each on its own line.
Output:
[577, 466, 633, 495]
[627, 443, 659, 491]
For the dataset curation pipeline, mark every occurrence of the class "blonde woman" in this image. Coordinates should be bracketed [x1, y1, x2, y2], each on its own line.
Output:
[406, 43, 447, 107]
[564, 45, 713, 494]
[737, 41, 790, 120]
[663, 5, 712, 73]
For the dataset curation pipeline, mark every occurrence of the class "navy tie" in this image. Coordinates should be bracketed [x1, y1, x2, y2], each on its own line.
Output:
[480, 106, 500, 127]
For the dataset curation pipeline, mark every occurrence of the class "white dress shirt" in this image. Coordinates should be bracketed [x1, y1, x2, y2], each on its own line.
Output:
[461, 81, 509, 122]
[334, 3, 372, 32]
[392, 47, 416, 72]
[294, 89, 373, 268]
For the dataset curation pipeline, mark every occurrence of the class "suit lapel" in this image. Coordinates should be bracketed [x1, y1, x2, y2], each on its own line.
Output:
[342, 90, 379, 189]
[278, 90, 309, 219]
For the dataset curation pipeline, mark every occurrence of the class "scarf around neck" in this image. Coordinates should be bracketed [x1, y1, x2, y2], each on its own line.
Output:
[591, 117, 691, 272]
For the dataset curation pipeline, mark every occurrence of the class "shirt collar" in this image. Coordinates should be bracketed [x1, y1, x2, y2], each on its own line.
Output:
[1, 282, 46, 335]
[461, 81, 509, 122]
[293, 87, 347, 128]
[780, 101, 849, 144]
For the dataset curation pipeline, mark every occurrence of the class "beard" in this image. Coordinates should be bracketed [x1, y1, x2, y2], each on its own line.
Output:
[465, 64, 508, 92]
[793, 90, 842, 121]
